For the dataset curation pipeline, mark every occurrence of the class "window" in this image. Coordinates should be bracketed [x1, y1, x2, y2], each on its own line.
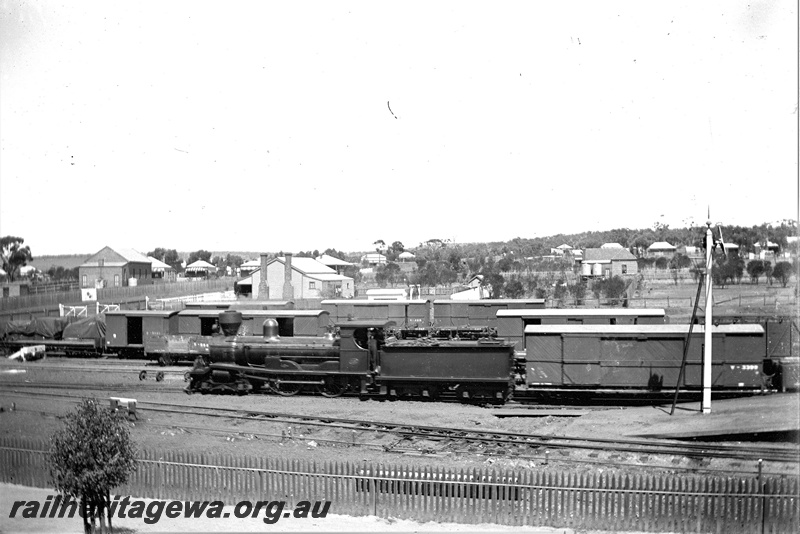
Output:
[114, 275, 120, 287]
[621, 264, 628, 274]
[309, 281, 316, 290]
[82, 275, 87, 287]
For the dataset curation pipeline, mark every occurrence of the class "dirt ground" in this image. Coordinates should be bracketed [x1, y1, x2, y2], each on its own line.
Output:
[1, 360, 797, 478]
[1, 355, 797, 533]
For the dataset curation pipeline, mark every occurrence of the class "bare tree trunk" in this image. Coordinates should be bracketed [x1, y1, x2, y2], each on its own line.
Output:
[82, 499, 91, 534]
[107, 489, 113, 533]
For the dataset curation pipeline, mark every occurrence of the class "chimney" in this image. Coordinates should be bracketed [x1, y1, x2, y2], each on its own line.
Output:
[257, 253, 269, 299]
[282, 253, 294, 300]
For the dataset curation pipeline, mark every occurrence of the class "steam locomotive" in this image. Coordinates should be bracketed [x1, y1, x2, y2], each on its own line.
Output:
[184, 310, 517, 403]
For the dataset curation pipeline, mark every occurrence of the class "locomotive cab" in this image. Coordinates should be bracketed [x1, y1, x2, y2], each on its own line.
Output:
[337, 320, 395, 375]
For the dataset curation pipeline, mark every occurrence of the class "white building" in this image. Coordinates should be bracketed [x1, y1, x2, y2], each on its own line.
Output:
[238, 256, 354, 299]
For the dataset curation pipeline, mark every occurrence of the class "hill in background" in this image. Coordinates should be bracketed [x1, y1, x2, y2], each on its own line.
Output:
[29, 254, 88, 271]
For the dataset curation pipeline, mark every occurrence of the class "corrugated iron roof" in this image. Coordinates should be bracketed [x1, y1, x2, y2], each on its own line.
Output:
[115, 248, 152, 263]
[185, 260, 216, 271]
[583, 248, 637, 262]
[648, 241, 676, 250]
[272, 256, 336, 274]
[307, 273, 352, 282]
[317, 254, 354, 266]
[148, 256, 173, 270]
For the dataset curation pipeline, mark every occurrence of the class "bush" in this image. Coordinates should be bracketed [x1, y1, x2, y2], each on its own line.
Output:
[49, 399, 137, 534]
[773, 261, 794, 287]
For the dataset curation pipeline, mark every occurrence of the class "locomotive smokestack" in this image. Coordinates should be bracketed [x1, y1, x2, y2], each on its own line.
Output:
[282, 253, 294, 300]
[258, 253, 269, 299]
[218, 310, 243, 336]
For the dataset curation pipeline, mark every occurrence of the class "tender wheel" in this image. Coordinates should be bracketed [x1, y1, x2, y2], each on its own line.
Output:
[316, 380, 346, 398]
[155, 372, 164, 382]
[272, 380, 302, 396]
[138, 371, 147, 381]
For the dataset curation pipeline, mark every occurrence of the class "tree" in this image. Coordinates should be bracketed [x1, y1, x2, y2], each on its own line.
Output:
[773, 262, 793, 287]
[569, 280, 587, 305]
[592, 276, 627, 305]
[746, 260, 765, 284]
[187, 250, 212, 265]
[1, 236, 33, 282]
[322, 248, 346, 261]
[147, 247, 181, 271]
[504, 276, 525, 298]
[375, 262, 402, 287]
[764, 261, 774, 285]
[46, 265, 79, 281]
[49, 399, 137, 534]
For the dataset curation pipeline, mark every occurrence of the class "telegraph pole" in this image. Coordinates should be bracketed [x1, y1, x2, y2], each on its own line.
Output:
[702, 218, 713, 414]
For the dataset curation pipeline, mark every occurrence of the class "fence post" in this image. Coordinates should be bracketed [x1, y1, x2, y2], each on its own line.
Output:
[758, 459, 766, 534]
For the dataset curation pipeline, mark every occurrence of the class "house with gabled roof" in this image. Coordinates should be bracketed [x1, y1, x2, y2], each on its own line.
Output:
[582, 247, 638, 278]
[316, 254, 355, 275]
[647, 241, 677, 258]
[148, 256, 176, 282]
[79, 246, 153, 288]
[236, 255, 354, 299]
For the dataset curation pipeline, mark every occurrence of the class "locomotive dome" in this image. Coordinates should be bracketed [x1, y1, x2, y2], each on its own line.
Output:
[262, 318, 280, 340]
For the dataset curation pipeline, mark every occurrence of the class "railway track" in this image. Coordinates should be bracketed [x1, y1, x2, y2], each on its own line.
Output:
[139, 401, 799, 464]
[2, 387, 797, 474]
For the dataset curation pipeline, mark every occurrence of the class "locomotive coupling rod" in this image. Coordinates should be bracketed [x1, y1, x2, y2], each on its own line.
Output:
[274, 379, 325, 385]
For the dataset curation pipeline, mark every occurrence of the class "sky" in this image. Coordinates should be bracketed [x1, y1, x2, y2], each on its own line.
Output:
[0, 1, 797, 256]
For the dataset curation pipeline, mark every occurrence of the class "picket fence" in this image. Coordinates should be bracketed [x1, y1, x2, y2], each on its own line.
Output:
[1, 437, 798, 532]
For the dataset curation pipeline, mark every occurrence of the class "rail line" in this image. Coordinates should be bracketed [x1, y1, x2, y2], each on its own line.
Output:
[2, 387, 797, 474]
[140, 401, 799, 464]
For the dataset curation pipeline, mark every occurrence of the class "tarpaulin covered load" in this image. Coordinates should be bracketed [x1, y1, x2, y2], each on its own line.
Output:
[0, 320, 36, 339]
[62, 314, 106, 343]
[29, 317, 70, 339]
[0, 317, 69, 340]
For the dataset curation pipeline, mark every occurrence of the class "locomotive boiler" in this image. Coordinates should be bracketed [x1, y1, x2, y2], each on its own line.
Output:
[185, 310, 516, 402]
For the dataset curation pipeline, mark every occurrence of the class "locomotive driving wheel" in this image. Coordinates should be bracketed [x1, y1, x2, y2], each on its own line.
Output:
[316, 379, 346, 398]
[272, 380, 302, 396]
